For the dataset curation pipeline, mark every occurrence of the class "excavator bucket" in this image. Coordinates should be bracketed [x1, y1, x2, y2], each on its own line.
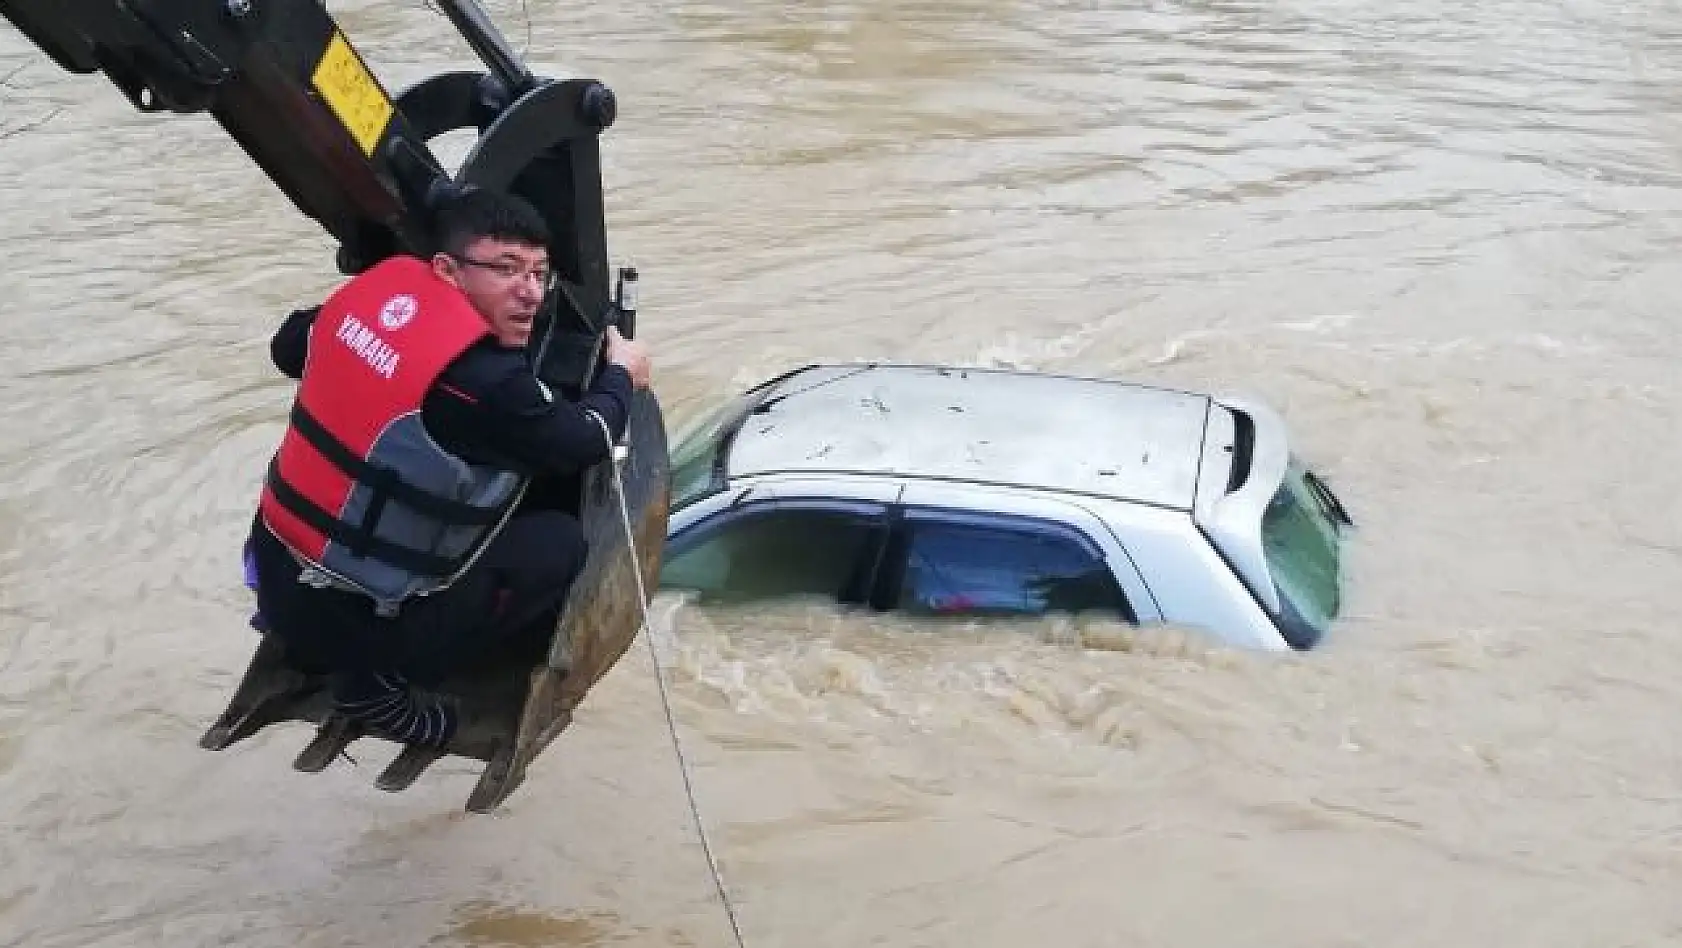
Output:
[201, 389, 670, 812]
[1, 0, 671, 810]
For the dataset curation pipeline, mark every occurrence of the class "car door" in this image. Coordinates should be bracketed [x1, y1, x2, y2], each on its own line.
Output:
[875, 484, 1159, 624]
[660, 478, 897, 608]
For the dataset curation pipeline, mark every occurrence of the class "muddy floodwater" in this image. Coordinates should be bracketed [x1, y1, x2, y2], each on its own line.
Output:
[3, 1, 1682, 945]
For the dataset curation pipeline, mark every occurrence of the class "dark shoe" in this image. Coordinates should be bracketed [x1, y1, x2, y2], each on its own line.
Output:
[333, 671, 459, 747]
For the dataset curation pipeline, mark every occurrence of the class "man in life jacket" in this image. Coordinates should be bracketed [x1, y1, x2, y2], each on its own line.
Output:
[244, 187, 652, 748]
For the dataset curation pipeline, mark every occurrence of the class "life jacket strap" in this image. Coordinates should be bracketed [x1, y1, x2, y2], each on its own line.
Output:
[265, 459, 462, 577]
[288, 400, 505, 526]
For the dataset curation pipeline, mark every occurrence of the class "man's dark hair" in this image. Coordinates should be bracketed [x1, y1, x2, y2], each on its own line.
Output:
[431, 187, 551, 257]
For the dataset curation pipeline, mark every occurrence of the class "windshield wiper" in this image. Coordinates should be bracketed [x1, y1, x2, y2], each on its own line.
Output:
[1303, 470, 1354, 528]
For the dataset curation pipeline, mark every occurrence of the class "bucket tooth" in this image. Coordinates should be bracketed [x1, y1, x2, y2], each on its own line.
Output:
[464, 742, 523, 814]
[199, 638, 312, 751]
[293, 715, 362, 773]
[375, 744, 448, 792]
[198, 675, 304, 751]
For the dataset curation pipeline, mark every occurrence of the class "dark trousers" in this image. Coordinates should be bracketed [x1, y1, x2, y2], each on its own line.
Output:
[249, 510, 586, 687]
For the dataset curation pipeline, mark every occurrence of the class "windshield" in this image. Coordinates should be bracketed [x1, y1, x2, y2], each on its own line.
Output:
[1260, 460, 1346, 648]
[669, 395, 750, 510]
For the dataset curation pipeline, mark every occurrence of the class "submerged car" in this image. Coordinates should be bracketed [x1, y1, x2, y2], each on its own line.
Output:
[657, 363, 1353, 651]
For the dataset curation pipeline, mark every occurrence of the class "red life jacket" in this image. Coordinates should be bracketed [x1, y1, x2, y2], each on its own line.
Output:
[258, 254, 527, 613]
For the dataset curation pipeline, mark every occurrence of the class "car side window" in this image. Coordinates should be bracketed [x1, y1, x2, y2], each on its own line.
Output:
[892, 513, 1136, 622]
[661, 505, 883, 606]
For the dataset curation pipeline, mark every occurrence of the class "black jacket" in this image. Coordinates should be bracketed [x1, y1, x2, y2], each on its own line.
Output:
[270, 305, 633, 475]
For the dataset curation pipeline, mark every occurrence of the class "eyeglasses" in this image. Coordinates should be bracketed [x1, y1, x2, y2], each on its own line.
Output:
[451, 254, 556, 291]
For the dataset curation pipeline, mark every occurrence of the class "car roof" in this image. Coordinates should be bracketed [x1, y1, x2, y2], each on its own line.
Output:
[723, 363, 1215, 510]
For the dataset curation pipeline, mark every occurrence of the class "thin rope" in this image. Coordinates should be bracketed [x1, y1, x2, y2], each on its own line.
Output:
[593, 413, 749, 948]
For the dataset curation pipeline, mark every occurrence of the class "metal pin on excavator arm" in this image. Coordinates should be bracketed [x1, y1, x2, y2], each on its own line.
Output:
[0, 0, 670, 812]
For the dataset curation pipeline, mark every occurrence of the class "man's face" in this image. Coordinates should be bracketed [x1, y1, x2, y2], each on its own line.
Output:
[432, 236, 551, 348]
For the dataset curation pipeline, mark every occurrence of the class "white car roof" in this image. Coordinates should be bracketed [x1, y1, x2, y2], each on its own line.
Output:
[724, 364, 1214, 510]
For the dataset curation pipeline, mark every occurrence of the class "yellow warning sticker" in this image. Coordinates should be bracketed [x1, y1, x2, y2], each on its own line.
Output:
[311, 31, 392, 157]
